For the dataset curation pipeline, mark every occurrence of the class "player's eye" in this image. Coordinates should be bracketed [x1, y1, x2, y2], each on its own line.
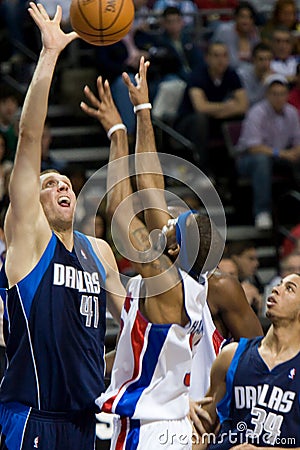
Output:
[46, 180, 57, 187]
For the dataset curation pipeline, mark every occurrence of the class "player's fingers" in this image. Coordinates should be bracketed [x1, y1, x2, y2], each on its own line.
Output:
[83, 85, 101, 109]
[198, 397, 213, 406]
[135, 73, 140, 85]
[28, 2, 44, 27]
[53, 5, 62, 23]
[122, 72, 133, 88]
[80, 101, 98, 119]
[36, 2, 50, 20]
[103, 79, 114, 104]
[195, 406, 213, 425]
[96, 76, 104, 96]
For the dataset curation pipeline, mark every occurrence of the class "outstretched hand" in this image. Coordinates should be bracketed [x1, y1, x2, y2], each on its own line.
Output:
[122, 56, 150, 107]
[28, 2, 78, 52]
[81, 77, 123, 133]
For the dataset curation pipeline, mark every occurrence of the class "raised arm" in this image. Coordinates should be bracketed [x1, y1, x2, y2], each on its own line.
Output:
[81, 76, 182, 313]
[5, 3, 77, 285]
[122, 57, 171, 233]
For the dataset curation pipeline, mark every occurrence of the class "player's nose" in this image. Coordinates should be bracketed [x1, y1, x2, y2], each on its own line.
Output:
[57, 180, 68, 190]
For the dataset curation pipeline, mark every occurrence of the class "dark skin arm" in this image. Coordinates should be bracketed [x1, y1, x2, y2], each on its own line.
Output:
[208, 271, 263, 340]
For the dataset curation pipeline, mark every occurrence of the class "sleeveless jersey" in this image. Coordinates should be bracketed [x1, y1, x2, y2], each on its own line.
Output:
[211, 337, 300, 449]
[96, 269, 208, 420]
[0, 231, 107, 413]
[190, 301, 226, 400]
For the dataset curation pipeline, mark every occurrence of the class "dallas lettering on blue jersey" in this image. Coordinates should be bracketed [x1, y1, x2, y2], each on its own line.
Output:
[53, 263, 101, 328]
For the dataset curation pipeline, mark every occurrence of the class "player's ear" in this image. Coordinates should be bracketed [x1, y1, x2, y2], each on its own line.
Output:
[167, 244, 180, 257]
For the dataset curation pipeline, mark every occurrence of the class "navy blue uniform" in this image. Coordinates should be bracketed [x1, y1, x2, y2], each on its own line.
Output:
[0, 231, 106, 449]
[210, 337, 300, 449]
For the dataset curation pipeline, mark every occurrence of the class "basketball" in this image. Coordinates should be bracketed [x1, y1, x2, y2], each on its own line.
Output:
[70, 0, 135, 46]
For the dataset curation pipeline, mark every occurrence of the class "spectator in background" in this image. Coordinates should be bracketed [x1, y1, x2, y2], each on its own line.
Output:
[152, 0, 198, 27]
[151, 6, 205, 120]
[153, 7, 204, 83]
[261, 0, 299, 50]
[238, 42, 273, 105]
[236, 74, 300, 230]
[288, 62, 300, 113]
[226, 239, 265, 294]
[270, 26, 298, 83]
[0, 84, 19, 162]
[212, 1, 260, 70]
[219, 253, 263, 316]
[175, 41, 248, 176]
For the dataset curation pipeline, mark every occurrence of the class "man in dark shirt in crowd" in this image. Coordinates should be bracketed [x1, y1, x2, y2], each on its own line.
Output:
[175, 41, 248, 177]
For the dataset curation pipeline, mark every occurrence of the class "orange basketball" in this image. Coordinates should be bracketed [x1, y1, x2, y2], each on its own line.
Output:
[70, 0, 135, 46]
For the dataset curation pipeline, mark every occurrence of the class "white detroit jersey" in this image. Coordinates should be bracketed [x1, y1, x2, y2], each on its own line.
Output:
[96, 269, 208, 421]
[190, 301, 226, 400]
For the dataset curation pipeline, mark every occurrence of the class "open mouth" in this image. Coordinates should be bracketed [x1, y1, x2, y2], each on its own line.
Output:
[58, 196, 71, 207]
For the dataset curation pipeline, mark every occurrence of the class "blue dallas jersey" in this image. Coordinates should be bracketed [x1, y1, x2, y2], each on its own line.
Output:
[0, 231, 106, 413]
[210, 337, 300, 449]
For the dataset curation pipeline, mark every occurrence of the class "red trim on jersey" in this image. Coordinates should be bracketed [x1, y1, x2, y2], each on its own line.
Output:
[116, 417, 128, 450]
[184, 372, 191, 386]
[124, 293, 132, 313]
[102, 305, 148, 412]
[189, 333, 193, 350]
[212, 328, 225, 355]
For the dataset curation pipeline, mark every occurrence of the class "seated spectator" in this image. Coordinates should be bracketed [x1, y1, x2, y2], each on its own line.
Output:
[152, 0, 198, 27]
[226, 239, 265, 294]
[270, 26, 298, 83]
[261, 0, 299, 51]
[236, 74, 300, 230]
[153, 7, 204, 83]
[238, 42, 273, 105]
[212, 1, 260, 70]
[175, 41, 248, 176]
[288, 62, 300, 113]
[151, 6, 205, 120]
